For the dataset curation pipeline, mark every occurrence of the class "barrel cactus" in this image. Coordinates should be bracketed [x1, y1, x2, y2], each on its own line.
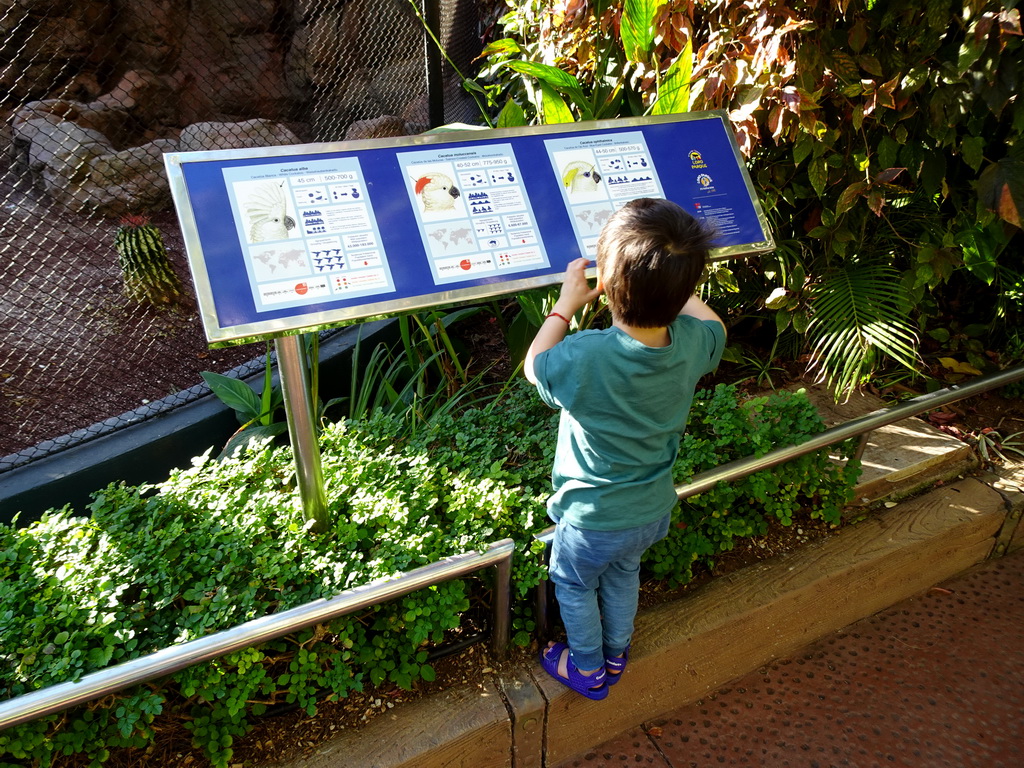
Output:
[114, 215, 184, 306]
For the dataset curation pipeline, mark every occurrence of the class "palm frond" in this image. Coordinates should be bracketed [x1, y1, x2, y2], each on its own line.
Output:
[806, 262, 920, 399]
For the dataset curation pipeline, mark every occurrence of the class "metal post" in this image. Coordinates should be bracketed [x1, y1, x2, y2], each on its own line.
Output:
[536, 574, 552, 642]
[852, 431, 872, 464]
[492, 551, 512, 660]
[275, 335, 329, 533]
[423, 0, 445, 127]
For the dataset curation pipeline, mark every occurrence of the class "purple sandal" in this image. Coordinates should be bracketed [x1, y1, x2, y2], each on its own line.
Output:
[540, 642, 608, 700]
[605, 644, 630, 685]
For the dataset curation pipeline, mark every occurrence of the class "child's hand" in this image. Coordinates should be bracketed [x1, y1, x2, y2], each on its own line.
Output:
[554, 258, 602, 316]
[524, 258, 602, 385]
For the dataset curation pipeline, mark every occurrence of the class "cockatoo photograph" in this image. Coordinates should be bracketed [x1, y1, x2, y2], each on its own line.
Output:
[242, 180, 297, 243]
[561, 161, 602, 196]
[414, 172, 461, 215]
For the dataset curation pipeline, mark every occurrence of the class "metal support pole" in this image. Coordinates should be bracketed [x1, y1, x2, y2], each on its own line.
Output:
[535, 572, 552, 642]
[275, 335, 329, 533]
[491, 550, 512, 660]
[852, 431, 872, 464]
[423, 0, 445, 128]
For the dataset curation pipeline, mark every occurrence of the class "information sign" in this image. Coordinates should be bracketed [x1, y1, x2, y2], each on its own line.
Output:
[165, 111, 773, 343]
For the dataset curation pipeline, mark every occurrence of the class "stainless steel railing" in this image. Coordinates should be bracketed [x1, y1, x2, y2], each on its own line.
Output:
[0, 538, 514, 732]
[534, 364, 1024, 637]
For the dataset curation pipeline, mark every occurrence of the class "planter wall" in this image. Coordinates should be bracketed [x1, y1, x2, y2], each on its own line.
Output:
[0, 320, 396, 527]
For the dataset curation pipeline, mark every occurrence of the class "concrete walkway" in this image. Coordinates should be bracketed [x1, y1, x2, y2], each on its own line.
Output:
[551, 545, 1024, 768]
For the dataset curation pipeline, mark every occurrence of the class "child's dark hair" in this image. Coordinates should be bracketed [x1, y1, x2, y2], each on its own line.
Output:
[596, 197, 715, 328]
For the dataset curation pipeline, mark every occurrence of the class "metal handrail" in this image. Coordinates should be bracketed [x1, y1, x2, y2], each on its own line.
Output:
[534, 364, 1024, 635]
[0, 538, 515, 732]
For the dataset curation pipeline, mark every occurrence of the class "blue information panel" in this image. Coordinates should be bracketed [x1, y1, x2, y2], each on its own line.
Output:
[165, 112, 772, 343]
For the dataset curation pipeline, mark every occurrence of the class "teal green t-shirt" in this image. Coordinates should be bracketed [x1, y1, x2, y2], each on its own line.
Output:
[533, 315, 725, 531]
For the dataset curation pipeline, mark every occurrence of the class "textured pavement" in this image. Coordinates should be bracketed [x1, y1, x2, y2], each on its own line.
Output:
[552, 547, 1024, 768]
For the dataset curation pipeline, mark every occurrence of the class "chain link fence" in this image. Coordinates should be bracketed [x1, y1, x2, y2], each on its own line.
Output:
[0, 0, 495, 470]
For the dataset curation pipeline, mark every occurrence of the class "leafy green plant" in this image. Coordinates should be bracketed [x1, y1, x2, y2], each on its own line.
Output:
[972, 427, 1024, 466]
[0, 380, 855, 767]
[504, 284, 608, 364]
[201, 342, 288, 456]
[477, 1, 1023, 397]
[345, 308, 499, 437]
[476, 0, 693, 126]
[647, 384, 860, 585]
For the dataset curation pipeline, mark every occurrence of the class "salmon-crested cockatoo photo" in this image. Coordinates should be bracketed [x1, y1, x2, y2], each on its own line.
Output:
[414, 173, 461, 212]
[244, 180, 296, 242]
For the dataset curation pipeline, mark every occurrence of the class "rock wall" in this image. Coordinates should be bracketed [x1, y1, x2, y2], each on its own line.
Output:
[1, 0, 435, 136]
[1, 0, 479, 214]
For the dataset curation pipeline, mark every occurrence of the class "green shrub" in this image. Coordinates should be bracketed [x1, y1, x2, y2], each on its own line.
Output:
[0, 380, 856, 767]
[647, 384, 860, 585]
[480, 0, 1024, 396]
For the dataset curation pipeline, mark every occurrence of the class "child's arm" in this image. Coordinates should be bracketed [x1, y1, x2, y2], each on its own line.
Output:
[524, 257, 603, 384]
[679, 294, 726, 336]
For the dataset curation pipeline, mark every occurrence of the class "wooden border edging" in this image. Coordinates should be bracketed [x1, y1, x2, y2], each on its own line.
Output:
[284, 473, 1010, 768]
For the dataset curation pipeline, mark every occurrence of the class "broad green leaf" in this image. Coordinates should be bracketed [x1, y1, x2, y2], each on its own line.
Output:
[497, 98, 526, 128]
[849, 19, 868, 53]
[808, 157, 828, 197]
[793, 133, 814, 166]
[713, 266, 740, 293]
[765, 287, 790, 310]
[957, 34, 986, 75]
[201, 371, 262, 421]
[829, 51, 860, 84]
[481, 38, 522, 59]
[775, 309, 792, 334]
[960, 231, 997, 285]
[856, 55, 884, 77]
[621, 0, 659, 64]
[652, 42, 692, 116]
[220, 423, 287, 460]
[792, 309, 810, 334]
[960, 136, 984, 172]
[537, 81, 575, 124]
[877, 136, 899, 171]
[505, 60, 588, 116]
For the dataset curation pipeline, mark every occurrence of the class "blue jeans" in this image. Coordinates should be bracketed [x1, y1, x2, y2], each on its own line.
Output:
[548, 513, 671, 672]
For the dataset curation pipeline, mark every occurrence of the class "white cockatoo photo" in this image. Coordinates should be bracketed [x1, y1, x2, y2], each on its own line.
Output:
[561, 161, 602, 195]
[414, 173, 461, 213]
[244, 181, 297, 242]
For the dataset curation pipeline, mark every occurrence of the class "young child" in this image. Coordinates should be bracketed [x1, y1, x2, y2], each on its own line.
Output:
[524, 197, 726, 700]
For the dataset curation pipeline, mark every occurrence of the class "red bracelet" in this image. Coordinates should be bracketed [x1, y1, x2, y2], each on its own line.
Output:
[546, 311, 571, 324]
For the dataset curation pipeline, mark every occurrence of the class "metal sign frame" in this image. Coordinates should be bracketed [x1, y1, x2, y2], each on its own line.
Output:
[165, 111, 773, 345]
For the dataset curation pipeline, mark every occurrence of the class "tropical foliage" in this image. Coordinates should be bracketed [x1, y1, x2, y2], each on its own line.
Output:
[477, 0, 1024, 396]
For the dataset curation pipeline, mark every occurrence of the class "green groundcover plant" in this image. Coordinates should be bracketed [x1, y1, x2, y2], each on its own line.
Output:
[0, 381, 857, 767]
